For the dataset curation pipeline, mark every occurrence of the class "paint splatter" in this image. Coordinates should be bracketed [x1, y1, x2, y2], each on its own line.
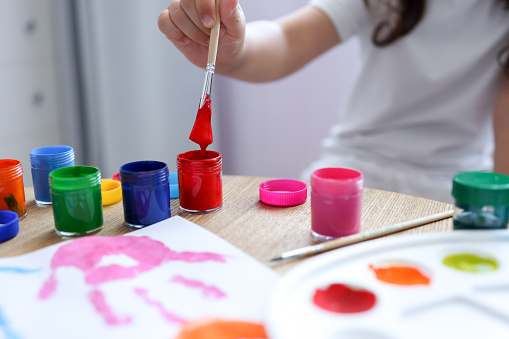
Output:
[38, 235, 230, 326]
[134, 288, 187, 325]
[89, 289, 132, 325]
[443, 253, 498, 273]
[175, 318, 267, 339]
[0, 267, 40, 274]
[312, 283, 376, 314]
[369, 264, 430, 285]
[171, 275, 226, 299]
[0, 306, 22, 339]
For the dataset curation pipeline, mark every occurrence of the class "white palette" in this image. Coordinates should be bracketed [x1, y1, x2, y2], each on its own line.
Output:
[266, 231, 509, 339]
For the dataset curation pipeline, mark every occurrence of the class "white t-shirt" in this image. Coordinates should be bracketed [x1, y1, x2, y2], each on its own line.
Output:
[304, 0, 509, 202]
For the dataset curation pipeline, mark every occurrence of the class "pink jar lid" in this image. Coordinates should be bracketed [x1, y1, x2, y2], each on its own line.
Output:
[259, 179, 308, 207]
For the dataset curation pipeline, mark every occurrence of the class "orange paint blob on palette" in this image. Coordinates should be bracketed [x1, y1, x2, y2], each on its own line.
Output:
[369, 264, 431, 285]
[175, 318, 267, 339]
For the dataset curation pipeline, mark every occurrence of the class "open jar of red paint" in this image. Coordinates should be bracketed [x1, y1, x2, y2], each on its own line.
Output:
[177, 150, 222, 214]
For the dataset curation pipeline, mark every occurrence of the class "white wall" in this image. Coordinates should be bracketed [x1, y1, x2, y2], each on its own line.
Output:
[215, 1, 359, 179]
[0, 0, 65, 185]
[65, 0, 359, 180]
[72, 0, 207, 177]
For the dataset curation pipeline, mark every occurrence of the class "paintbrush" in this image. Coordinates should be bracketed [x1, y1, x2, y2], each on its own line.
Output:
[189, 0, 221, 152]
[270, 209, 454, 262]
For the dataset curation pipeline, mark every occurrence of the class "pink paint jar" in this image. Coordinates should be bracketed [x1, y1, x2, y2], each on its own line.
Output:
[311, 168, 363, 240]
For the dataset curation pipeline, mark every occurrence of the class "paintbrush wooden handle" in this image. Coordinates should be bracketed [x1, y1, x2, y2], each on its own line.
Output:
[320, 210, 454, 252]
[207, 0, 221, 66]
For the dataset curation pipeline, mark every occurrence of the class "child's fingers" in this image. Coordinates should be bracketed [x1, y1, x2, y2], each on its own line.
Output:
[159, 1, 209, 46]
[218, 0, 245, 40]
[195, 0, 218, 28]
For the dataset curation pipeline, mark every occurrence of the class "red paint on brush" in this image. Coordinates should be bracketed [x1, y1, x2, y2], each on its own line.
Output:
[312, 283, 376, 314]
[189, 95, 213, 154]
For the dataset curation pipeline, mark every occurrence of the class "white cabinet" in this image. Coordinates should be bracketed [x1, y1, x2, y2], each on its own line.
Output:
[0, 0, 64, 185]
[0, 0, 54, 63]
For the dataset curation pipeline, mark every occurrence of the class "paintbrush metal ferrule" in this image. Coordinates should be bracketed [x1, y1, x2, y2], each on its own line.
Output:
[272, 243, 325, 261]
[199, 67, 215, 108]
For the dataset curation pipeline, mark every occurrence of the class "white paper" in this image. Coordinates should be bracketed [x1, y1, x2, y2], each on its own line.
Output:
[0, 216, 279, 339]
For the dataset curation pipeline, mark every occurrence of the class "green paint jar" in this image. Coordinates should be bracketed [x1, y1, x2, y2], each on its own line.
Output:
[451, 172, 509, 230]
[50, 166, 103, 237]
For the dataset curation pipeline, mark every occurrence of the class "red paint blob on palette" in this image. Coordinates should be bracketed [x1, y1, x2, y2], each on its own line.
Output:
[369, 264, 431, 286]
[312, 283, 376, 314]
[189, 94, 213, 155]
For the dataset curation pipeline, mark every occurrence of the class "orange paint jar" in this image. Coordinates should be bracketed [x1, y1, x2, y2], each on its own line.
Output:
[0, 159, 27, 220]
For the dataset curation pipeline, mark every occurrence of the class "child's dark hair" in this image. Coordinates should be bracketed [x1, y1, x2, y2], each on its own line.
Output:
[369, 0, 509, 74]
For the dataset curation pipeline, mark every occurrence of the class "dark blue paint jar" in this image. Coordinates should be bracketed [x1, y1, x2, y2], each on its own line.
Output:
[120, 160, 171, 229]
[30, 145, 75, 205]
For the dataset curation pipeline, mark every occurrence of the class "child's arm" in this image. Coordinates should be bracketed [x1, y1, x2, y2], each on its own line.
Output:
[158, 0, 341, 82]
[494, 76, 509, 176]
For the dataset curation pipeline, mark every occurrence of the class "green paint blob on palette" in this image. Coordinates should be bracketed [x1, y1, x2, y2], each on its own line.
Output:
[442, 253, 498, 273]
[267, 231, 509, 339]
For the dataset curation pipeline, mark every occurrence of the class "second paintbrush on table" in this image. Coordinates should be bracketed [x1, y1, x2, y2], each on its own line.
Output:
[270, 209, 454, 262]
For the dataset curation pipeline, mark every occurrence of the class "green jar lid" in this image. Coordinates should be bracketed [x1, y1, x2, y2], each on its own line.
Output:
[452, 171, 509, 206]
[50, 166, 101, 191]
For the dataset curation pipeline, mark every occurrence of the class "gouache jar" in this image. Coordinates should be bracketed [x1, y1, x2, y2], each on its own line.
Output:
[311, 168, 363, 240]
[451, 171, 509, 230]
[177, 150, 222, 213]
[30, 145, 75, 205]
[120, 160, 171, 228]
[50, 166, 103, 237]
[0, 159, 27, 220]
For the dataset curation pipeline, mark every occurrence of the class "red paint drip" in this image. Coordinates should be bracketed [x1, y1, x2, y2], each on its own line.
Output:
[312, 283, 376, 314]
[189, 95, 213, 155]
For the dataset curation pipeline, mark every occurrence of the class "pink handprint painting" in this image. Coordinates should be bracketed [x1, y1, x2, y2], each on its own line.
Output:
[0, 216, 278, 339]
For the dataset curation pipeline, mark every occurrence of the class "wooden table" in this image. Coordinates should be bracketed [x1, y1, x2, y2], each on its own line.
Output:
[0, 175, 453, 274]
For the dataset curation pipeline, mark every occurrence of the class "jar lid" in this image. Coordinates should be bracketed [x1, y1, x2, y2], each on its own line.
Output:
[259, 179, 307, 207]
[0, 210, 19, 243]
[101, 179, 122, 206]
[452, 172, 509, 206]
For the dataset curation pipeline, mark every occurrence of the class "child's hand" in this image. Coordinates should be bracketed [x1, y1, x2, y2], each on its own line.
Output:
[158, 0, 246, 73]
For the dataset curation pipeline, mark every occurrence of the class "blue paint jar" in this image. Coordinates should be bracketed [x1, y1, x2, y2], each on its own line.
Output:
[120, 160, 171, 229]
[451, 172, 509, 230]
[30, 145, 75, 205]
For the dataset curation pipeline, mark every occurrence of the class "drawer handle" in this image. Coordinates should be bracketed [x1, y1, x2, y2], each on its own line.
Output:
[24, 18, 37, 34]
[32, 92, 44, 106]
